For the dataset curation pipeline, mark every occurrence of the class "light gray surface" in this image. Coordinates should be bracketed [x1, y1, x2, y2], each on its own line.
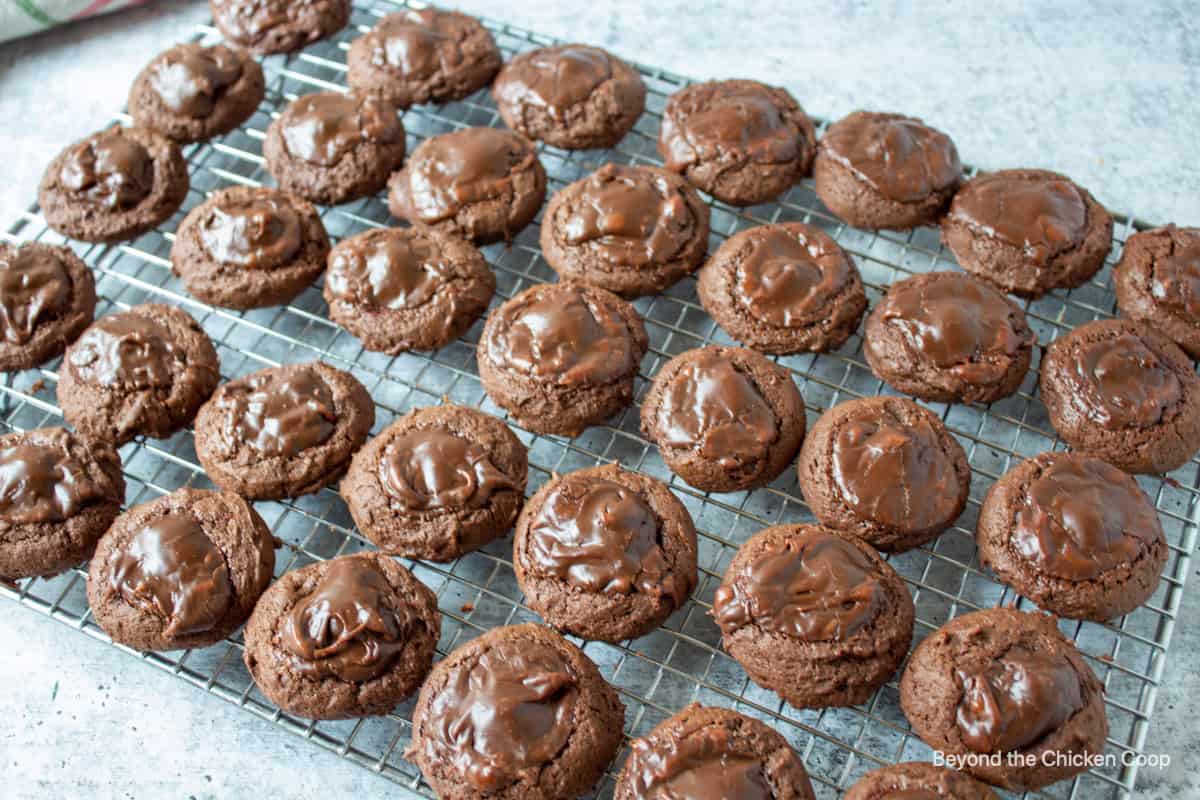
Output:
[1, 1, 1197, 797]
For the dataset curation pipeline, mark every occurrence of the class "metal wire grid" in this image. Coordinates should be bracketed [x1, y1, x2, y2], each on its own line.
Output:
[1, 2, 1195, 798]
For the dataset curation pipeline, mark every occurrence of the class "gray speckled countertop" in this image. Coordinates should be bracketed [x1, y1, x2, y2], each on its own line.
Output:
[1, 1, 1197, 797]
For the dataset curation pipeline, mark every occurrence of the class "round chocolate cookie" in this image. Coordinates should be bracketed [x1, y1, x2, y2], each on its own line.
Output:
[387, 126, 546, 245]
[844, 762, 999, 800]
[659, 79, 817, 207]
[814, 111, 962, 230]
[797, 396, 970, 552]
[614, 703, 816, 800]
[58, 304, 220, 446]
[978, 451, 1168, 621]
[492, 44, 646, 150]
[863, 271, 1036, 404]
[0, 242, 96, 372]
[640, 345, 805, 493]
[1039, 318, 1200, 474]
[242, 551, 440, 719]
[346, 8, 502, 108]
[0, 427, 124, 581]
[264, 91, 406, 206]
[209, 0, 350, 55]
[408, 623, 625, 799]
[39, 125, 188, 243]
[899, 607, 1108, 791]
[128, 43, 265, 144]
[87, 487, 275, 651]
[943, 168, 1114, 298]
[341, 404, 527, 562]
[1114, 224, 1200, 359]
[713, 523, 914, 709]
[512, 463, 697, 642]
[540, 163, 710, 298]
[324, 226, 494, 354]
[477, 281, 648, 436]
[697, 222, 867, 355]
[194, 361, 374, 500]
[171, 185, 330, 310]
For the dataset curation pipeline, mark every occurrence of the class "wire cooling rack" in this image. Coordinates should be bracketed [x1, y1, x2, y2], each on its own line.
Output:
[2, 2, 1195, 798]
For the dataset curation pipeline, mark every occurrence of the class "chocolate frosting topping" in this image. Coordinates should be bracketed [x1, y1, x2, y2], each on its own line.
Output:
[662, 82, 801, 173]
[955, 645, 1084, 753]
[0, 245, 71, 345]
[374, 9, 458, 77]
[0, 435, 107, 524]
[1150, 226, 1200, 319]
[109, 513, 233, 637]
[68, 313, 178, 389]
[655, 350, 777, 468]
[500, 45, 612, 119]
[1070, 333, 1181, 429]
[282, 557, 411, 682]
[379, 429, 515, 512]
[150, 45, 244, 117]
[822, 113, 960, 202]
[326, 230, 444, 309]
[281, 93, 401, 166]
[631, 726, 771, 800]
[950, 173, 1087, 265]
[713, 528, 884, 640]
[198, 195, 302, 270]
[734, 226, 853, 327]
[402, 128, 534, 224]
[59, 129, 153, 210]
[218, 367, 336, 459]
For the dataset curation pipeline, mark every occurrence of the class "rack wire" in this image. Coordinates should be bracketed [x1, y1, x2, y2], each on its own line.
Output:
[2, 2, 1195, 798]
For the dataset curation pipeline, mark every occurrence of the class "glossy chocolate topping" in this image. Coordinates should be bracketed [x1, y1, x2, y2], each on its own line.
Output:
[561, 165, 693, 267]
[1070, 333, 1181, 429]
[150, 45, 244, 117]
[490, 286, 637, 386]
[831, 405, 960, 530]
[1013, 457, 1159, 581]
[282, 558, 411, 682]
[663, 83, 800, 172]
[955, 645, 1084, 753]
[373, 9, 458, 77]
[198, 195, 302, 270]
[822, 113, 960, 202]
[0, 435, 106, 524]
[1150, 227, 1200, 319]
[379, 429, 515, 512]
[713, 529, 884, 640]
[734, 226, 852, 327]
[424, 636, 577, 791]
[326, 231, 444, 309]
[500, 45, 612, 119]
[950, 173, 1087, 265]
[219, 367, 336, 458]
[59, 129, 153, 210]
[68, 313, 178, 389]
[281, 93, 401, 166]
[109, 513, 233, 637]
[214, 0, 290, 40]
[402, 128, 534, 224]
[655, 350, 777, 468]
[630, 726, 771, 800]
[0, 245, 72, 344]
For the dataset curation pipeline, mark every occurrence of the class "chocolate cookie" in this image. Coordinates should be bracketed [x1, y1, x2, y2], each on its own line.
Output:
[209, 0, 350, 55]
[539, 163, 710, 298]
[512, 463, 697, 642]
[58, 304, 220, 446]
[899, 607, 1108, 792]
[477, 281, 648, 436]
[713, 523, 914, 709]
[814, 111, 962, 230]
[614, 703, 816, 800]
[242, 552, 440, 719]
[640, 345, 805, 493]
[0, 242, 96, 372]
[0, 427, 124, 581]
[38, 125, 188, 243]
[978, 452, 1167, 621]
[386, 126, 546, 245]
[844, 762, 999, 800]
[324, 225, 494, 353]
[1039, 318, 1200, 474]
[346, 8, 502, 108]
[86, 487, 275, 651]
[659, 79, 817, 207]
[943, 168, 1114, 298]
[408, 623, 625, 799]
[863, 271, 1036, 404]
[128, 43, 264, 144]
[797, 396, 970, 552]
[697, 222, 867, 354]
[264, 91, 405, 206]
[492, 44, 646, 150]
[194, 361, 374, 500]
[1114, 224, 1200, 358]
[341, 404, 527, 562]
[171, 185, 330, 310]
